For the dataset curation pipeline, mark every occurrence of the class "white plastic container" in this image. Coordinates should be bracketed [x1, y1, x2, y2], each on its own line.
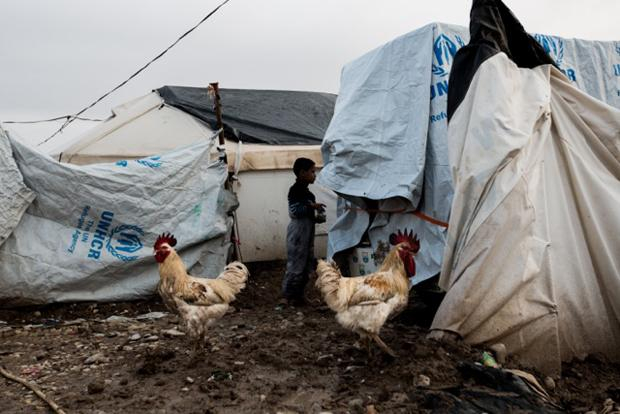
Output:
[348, 246, 379, 276]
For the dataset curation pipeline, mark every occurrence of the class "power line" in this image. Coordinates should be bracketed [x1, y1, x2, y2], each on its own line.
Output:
[2, 115, 104, 124]
[37, 0, 232, 146]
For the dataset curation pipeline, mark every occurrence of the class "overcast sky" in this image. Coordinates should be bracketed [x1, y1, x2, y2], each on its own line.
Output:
[1, 0, 618, 147]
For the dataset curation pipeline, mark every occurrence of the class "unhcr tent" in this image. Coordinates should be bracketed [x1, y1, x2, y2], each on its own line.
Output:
[53, 87, 337, 164]
[430, 0, 620, 375]
[319, 17, 620, 285]
[49, 87, 339, 262]
[0, 127, 236, 305]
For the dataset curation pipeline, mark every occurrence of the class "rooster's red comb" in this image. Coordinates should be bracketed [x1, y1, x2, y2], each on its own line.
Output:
[154, 232, 177, 250]
[388, 228, 420, 253]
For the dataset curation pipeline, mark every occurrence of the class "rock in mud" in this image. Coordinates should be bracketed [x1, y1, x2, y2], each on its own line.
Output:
[84, 353, 107, 365]
[87, 379, 105, 394]
[416, 374, 431, 387]
[348, 398, 365, 414]
[105, 315, 133, 324]
[309, 401, 322, 413]
[136, 312, 168, 320]
[490, 343, 507, 364]
[162, 328, 185, 337]
[391, 392, 409, 403]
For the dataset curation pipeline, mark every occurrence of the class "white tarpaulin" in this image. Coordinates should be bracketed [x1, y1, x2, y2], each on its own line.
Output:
[0, 129, 236, 305]
[430, 0, 620, 375]
[319, 21, 620, 284]
[0, 129, 35, 246]
[40, 89, 339, 262]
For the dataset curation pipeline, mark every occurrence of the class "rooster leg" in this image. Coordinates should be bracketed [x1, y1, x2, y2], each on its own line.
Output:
[188, 341, 200, 365]
[188, 328, 203, 364]
[201, 330, 210, 352]
[363, 335, 373, 358]
[356, 333, 373, 359]
[370, 334, 397, 358]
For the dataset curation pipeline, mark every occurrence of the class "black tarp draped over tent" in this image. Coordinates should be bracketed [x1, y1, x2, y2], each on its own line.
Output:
[157, 86, 337, 145]
[446, 0, 555, 120]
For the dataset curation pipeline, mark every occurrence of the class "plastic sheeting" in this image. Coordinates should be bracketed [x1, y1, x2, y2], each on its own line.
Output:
[50, 92, 329, 172]
[320, 23, 467, 283]
[431, 0, 620, 376]
[0, 130, 237, 306]
[0, 128, 35, 246]
[319, 21, 620, 283]
[157, 86, 337, 145]
[40, 91, 339, 263]
[432, 53, 620, 375]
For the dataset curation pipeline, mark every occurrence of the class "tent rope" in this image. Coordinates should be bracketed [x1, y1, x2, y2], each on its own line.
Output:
[344, 206, 449, 228]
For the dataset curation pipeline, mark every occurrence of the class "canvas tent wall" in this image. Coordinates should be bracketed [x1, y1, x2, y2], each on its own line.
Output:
[49, 87, 338, 262]
[430, 0, 620, 375]
[319, 20, 620, 285]
[0, 126, 236, 305]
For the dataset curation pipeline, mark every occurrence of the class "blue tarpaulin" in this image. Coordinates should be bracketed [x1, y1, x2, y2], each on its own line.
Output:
[319, 22, 620, 284]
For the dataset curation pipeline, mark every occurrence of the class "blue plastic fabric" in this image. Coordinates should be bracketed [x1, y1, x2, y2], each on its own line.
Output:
[319, 22, 620, 284]
[0, 131, 236, 305]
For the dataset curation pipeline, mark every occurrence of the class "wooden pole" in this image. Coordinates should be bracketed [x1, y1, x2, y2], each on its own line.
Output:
[209, 82, 225, 146]
[208, 82, 242, 262]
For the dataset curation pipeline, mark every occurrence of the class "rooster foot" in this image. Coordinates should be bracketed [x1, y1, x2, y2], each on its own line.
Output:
[371, 334, 397, 358]
[187, 353, 198, 366]
[187, 343, 203, 366]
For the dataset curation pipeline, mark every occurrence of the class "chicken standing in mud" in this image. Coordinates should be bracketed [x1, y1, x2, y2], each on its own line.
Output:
[316, 229, 420, 357]
[153, 233, 249, 359]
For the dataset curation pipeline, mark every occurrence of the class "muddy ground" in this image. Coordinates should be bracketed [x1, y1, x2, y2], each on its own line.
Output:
[1, 262, 619, 413]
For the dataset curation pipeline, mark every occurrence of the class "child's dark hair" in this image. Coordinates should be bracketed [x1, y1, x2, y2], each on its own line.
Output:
[293, 157, 315, 177]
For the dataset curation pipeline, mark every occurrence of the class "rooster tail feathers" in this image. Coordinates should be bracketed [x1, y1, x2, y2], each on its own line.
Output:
[217, 261, 249, 295]
[315, 259, 344, 312]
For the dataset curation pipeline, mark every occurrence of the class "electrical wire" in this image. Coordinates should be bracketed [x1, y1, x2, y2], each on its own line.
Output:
[37, 0, 232, 146]
[2, 115, 103, 124]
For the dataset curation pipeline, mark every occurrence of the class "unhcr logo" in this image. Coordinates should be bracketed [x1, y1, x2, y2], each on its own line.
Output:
[430, 33, 465, 100]
[106, 224, 145, 262]
[534, 34, 577, 81]
[86, 211, 144, 261]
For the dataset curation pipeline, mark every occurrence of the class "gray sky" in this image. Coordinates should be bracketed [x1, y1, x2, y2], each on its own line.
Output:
[1, 0, 618, 147]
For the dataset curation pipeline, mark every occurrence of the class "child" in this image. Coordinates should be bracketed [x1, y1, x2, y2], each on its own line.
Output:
[281, 157, 325, 306]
